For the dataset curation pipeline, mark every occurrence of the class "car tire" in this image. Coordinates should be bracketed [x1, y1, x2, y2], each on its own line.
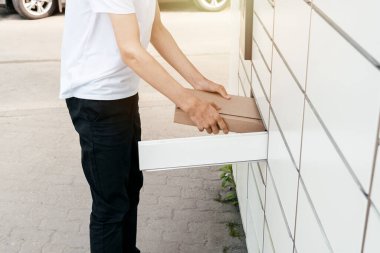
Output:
[193, 0, 229, 12]
[12, 0, 57, 19]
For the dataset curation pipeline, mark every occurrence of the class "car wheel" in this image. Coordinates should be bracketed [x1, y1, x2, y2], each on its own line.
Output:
[193, 0, 229, 12]
[12, 0, 57, 19]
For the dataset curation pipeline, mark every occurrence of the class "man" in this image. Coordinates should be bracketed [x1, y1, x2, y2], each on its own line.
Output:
[60, 0, 230, 252]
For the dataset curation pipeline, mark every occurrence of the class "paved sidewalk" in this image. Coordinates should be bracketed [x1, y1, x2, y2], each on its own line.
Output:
[0, 103, 247, 253]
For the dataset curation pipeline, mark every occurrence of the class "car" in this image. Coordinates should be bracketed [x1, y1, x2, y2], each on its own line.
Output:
[159, 0, 229, 12]
[0, 0, 229, 20]
[0, 0, 66, 19]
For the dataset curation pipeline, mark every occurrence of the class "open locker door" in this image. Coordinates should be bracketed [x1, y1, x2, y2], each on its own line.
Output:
[138, 91, 268, 171]
[138, 131, 268, 171]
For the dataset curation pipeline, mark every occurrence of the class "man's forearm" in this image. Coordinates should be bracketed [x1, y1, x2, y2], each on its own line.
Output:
[121, 45, 196, 112]
[151, 24, 207, 89]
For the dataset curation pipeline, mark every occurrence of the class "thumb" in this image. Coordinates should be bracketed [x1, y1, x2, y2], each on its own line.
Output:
[218, 87, 231, 100]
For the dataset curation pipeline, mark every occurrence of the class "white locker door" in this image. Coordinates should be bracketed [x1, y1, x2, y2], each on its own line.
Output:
[138, 131, 268, 171]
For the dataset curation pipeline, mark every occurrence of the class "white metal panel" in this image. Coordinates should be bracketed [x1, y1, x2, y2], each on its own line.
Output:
[372, 150, 380, 210]
[246, 205, 262, 253]
[295, 183, 332, 253]
[238, 59, 252, 97]
[313, 0, 380, 65]
[300, 104, 368, 253]
[236, 162, 249, 232]
[273, 0, 312, 88]
[253, 0, 274, 37]
[251, 162, 266, 208]
[252, 40, 271, 99]
[263, 221, 275, 253]
[271, 48, 305, 167]
[252, 65, 270, 129]
[248, 166, 265, 251]
[364, 207, 380, 253]
[240, 57, 252, 84]
[307, 12, 380, 190]
[265, 172, 294, 253]
[138, 132, 268, 171]
[253, 14, 273, 68]
[267, 114, 299, 235]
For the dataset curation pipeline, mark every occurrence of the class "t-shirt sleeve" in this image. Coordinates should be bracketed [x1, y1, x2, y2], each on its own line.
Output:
[90, 0, 135, 14]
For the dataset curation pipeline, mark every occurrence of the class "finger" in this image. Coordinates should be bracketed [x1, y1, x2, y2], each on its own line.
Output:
[210, 102, 221, 111]
[198, 126, 204, 132]
[217, 117, 229, 134]
[205, 126, 212, 134]
[211, 123, 219, 134]
[217, 86, 231, 100]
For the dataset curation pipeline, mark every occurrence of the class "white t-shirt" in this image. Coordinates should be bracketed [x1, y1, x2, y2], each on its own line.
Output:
[60, 0, 156, 100]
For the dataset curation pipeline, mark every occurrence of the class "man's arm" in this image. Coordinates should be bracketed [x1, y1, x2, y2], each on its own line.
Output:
[108, 13, 228, 134]
[150, 3, 230, 99]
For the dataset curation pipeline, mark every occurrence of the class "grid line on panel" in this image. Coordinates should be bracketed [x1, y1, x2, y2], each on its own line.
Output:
[293, 4, 314, 251]
[309, 2, 380, 70]
[266, 164, 295, 246]
[248, 163, 266, 252]
[263, 115, 272, 253]
[237, 73, 248, 97]
[253, 11, 274, 49]
[272, 43, 305, 93]
[251, 53, 270, 104]
[372, 203, 380, 218]
[249, 163, 265, 211]
[239, 56, 252, 84]
[361, 112, 380, 252]
[264, 218, 277, 253]
[257, 162, 267, 187]
[304, 96, 368, 197]
[268, 106, 300, 172]
[298, 177, 334, 252]
[265, 0, 274, 8]
[252, 36, 272, 73]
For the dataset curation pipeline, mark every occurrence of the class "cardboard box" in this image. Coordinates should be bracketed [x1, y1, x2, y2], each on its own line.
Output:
[174, 89, 266, 133]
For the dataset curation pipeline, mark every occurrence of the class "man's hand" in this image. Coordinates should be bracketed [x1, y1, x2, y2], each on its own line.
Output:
[193, 79, 231, 100]
[181, 95, 229, 135]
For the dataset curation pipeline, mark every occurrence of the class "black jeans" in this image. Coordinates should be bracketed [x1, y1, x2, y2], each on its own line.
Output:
[66, 94, 143, 253]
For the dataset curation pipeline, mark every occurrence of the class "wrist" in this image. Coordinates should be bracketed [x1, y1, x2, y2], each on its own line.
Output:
[177, 89, 199, 113]
[191, 76, 208, 90]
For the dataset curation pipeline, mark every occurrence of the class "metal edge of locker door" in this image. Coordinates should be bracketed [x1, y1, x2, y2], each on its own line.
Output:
[138, 131, 268, 171]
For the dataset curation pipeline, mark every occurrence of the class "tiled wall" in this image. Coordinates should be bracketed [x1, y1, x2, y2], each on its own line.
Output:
[232, 0, 380, 252]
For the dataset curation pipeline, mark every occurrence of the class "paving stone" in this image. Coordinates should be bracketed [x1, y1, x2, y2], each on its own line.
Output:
[66, 208, 90, 221]
[143, 185, 182, 197]
[158, 196, 197, 209]
[140, 240, 179, 253]
[139, 206, 173, 220]
[142, 173, 168, 185]
[41, 243, 66, 253]
[179, 242, 207, 253]
[19, 241, 47, 253]
[139, 194, 159, 206]
[181, 188, 219, 200]
[50, 232, 89, 248]
[63, 246, 90, 253]
[141, 218, 189, 233]
[163, 230, 207, 245]
[39, 218, 81, 233]
[167, 176, 204, 188]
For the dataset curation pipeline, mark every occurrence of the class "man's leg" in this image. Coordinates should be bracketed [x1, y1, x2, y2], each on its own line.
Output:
[66, 95, 142, 253]
[123, 110, 143, 253]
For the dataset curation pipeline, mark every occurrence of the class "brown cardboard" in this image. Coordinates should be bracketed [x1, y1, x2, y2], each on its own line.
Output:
[174, 89, 266, 133]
